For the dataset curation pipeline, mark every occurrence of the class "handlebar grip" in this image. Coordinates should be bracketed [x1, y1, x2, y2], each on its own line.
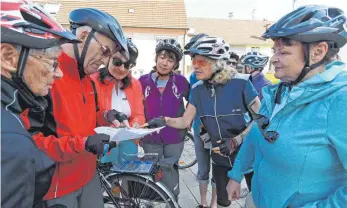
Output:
[103, 143, 110, 155]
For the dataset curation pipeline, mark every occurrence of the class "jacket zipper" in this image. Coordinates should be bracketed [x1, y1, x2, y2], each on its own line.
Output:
[54, 164, 60, 198]
[81, 80, 86, 104]
[159, 94, 164, 142]
[212, 86, 233, 167]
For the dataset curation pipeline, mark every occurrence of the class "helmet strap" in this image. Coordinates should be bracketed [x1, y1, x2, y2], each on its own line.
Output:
[72, 29, 96, 79]
[13, 47, 36, 98]
[17, 47, 30, 77]
[275, 43, 325, 104]
[292, 43, 325, 85]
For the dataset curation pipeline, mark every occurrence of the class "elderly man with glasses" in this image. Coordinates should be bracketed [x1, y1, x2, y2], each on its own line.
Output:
[1, 1, 80, 207]
[18, 7, 130, 208]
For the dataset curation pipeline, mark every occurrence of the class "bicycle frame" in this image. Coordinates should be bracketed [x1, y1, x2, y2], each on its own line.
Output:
[98, 170, 121, 208]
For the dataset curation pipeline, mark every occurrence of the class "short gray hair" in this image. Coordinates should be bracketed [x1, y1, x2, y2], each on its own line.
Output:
[13, 44, 61, 58]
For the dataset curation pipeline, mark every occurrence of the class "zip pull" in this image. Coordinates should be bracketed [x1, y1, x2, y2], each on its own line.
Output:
[211, 87, 215, 97]
[82, 94, 86, 103]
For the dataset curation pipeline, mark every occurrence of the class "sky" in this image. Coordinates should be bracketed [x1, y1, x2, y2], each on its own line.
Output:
[185, 0, 347, 59]
[185, 0, 347, 21]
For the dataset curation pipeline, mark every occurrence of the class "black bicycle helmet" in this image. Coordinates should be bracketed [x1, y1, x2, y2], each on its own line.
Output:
[69, 8, 129, 77]
[126, 39, 138, 67]
[155, 38, 183, 61]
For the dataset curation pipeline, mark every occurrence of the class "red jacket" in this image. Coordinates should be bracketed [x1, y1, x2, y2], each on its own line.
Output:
[32, 52, 97, 199]
[90, 73, 145, 127]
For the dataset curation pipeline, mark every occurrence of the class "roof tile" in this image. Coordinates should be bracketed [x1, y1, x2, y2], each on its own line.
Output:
[38, 0, 188, 29]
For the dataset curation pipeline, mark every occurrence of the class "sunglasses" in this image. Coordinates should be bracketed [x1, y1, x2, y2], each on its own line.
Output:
[255, 114, 279, 143]
[230, 62, 237, 67]
[192, 57, 210, 67]
[30, 54, 59, 72]
[93, 35, 121, 58]
[112, 58, 134, 69]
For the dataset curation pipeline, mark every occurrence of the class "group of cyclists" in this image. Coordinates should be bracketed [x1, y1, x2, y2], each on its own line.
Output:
[1, 1, 347, 208]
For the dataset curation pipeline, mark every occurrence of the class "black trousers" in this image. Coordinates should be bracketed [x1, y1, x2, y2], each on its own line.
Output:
[212, 163, 231, 207]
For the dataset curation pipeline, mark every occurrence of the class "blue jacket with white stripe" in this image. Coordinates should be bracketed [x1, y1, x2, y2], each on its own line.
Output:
[189, 73, 258, 167]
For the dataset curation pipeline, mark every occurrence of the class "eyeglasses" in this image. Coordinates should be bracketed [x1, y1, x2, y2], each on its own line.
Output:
[30, 54, 59, 72]
[255, 114, 279, 143]
[230, 61, 237, 67]
[192, 57, 210, 68]
[112, 58, 134, 69]
[93, 35, 122, 58]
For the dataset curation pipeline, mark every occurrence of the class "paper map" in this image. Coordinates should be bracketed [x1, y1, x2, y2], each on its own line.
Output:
[94, 126, 164, 142]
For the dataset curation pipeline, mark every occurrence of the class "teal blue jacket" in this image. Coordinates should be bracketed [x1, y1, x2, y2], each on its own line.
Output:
[228, 61, 347, 208]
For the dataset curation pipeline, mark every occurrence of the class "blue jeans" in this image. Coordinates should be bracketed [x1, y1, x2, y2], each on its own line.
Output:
[193, 129, 215, 187]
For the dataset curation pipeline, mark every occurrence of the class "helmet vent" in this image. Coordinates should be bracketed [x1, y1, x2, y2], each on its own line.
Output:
[21, 11, 50, 29]
[301, 12, 314, 23]
[328, 8, 340, 18]
[199, 47, 213, 52]
[217, 49, 225, 54]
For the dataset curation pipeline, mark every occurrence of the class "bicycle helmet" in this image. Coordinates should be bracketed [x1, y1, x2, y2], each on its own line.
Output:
[155, 38, 183, 61]
[240, 52, 269, 70]
[262, 5, 347, 86]
[184, 33, 208, 50]
[1, 0, 80, 48]
[1, 0, 79, 93]
[185, 36, 230, 60]
[69, 8, 129, 77]
[262, 5, 347, 48]
[126, 39, 138, 67]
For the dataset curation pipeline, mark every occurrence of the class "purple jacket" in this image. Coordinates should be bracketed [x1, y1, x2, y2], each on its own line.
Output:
[139, 72, 190, 144]
[251, 73, 272, 100]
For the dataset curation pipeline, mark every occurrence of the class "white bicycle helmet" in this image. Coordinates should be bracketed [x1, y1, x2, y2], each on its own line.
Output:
[241, 52, 269, 70]
[185, 36, 230, 60]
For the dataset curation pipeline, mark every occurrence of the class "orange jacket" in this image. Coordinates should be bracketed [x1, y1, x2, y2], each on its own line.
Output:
[90, 73, 145, 127]
[32, 52, 97, 199]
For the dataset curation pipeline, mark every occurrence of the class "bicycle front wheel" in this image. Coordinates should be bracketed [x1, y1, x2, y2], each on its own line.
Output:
[178, 131, 197, 169]
[102, 173, 177, 208]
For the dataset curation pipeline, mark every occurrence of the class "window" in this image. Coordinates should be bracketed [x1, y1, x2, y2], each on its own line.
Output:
[251, 47, 260, 52]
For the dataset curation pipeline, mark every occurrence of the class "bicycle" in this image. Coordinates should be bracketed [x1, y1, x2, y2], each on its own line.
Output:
[97, 150, 180, 208]
[178, 131, 197, 169]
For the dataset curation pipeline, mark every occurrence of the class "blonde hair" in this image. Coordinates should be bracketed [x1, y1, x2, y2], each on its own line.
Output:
[210, 59, 237, 84]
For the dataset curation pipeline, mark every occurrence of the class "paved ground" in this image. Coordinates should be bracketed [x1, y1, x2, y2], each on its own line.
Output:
[178, 163, 247, 208]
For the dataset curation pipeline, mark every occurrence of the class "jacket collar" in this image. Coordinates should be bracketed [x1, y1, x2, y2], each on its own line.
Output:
[1, 75, 46, 115]
[261, 61, 347, 116]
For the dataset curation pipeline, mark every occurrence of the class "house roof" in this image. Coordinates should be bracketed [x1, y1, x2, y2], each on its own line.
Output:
[38, 0, 188, 29]
[188, 18, 274, 45]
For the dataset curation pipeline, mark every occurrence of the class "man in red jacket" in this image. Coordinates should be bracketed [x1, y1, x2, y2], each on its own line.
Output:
[28, 8, 130, 208]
